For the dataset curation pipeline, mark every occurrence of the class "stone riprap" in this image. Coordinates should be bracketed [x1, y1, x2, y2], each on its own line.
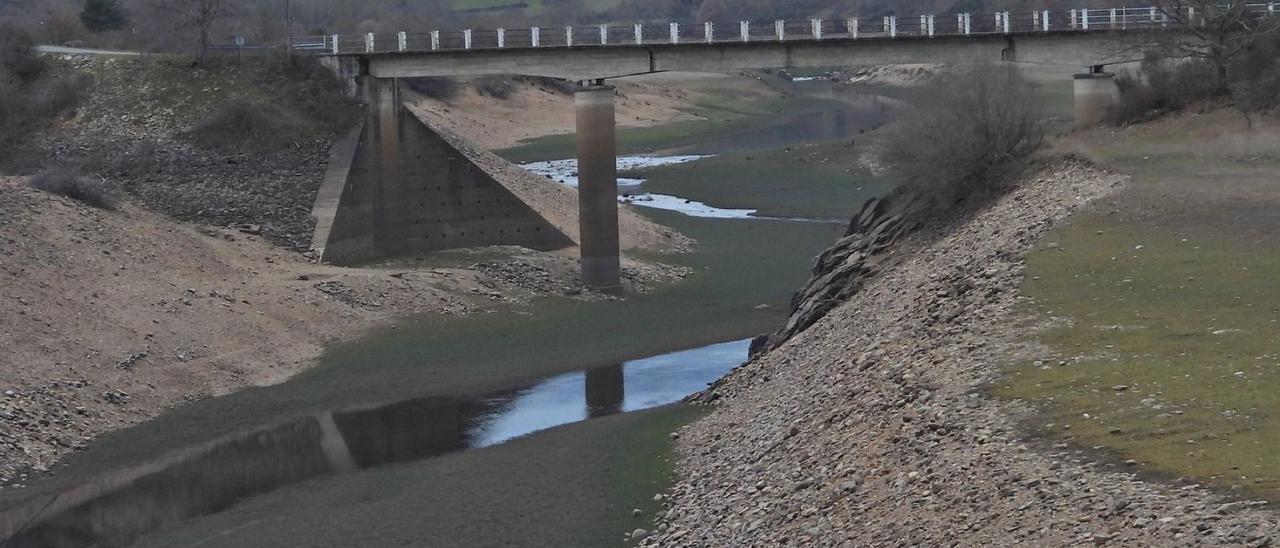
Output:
[646, 159, 1279, 546]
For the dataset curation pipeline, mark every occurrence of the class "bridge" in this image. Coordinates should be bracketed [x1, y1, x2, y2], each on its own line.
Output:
[302, 5, 1267, 292]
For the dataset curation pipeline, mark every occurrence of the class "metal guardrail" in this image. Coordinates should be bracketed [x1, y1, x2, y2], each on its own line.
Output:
[295, 4, 1278, 55]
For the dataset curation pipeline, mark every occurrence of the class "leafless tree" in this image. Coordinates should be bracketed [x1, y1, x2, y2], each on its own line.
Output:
[878, 63, 1046, 211]
[1153, 0, 1280, 87]
[149, 0, 233, 64]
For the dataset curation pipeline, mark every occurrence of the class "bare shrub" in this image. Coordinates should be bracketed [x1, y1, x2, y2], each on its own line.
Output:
[1231, 34, 1280, 113]
[0, 25, 91, 147]
[474, 76, 517, 99]
[519, 75, 576, 95]
[1112, 60, 1223, 125]
[878, 64, 1046, 211]
[404, 77, 460, 100]
[259, 58, 360, 133]
[0, 23, 46, 84]
[184, 101, 296, 152]
[28, 168, 120, 210]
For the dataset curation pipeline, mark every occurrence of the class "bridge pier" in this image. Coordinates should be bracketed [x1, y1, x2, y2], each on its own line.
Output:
[575, 83, 623, 294]
[1073, 68, 1120, 127]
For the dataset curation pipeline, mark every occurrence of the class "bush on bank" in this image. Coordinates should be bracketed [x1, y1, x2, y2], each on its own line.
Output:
[878, 63, 1047, 212]
[28, 168, 121, 210]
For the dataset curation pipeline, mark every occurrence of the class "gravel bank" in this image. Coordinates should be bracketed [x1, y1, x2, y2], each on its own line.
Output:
[644, 159, 1279, 546]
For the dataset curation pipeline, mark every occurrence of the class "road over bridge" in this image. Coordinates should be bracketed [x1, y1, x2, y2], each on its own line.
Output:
[303, 5, 1266, 291]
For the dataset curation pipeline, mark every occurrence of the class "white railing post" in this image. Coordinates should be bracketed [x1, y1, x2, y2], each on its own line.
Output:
[1270, 3, 1276, 16]
[885, 16, 897, 37]
[532, 26, 541, 47]
[1043, 10, 1050, 31]
[566, 26, 573, 46]
[1070, 9, 1077, 29]
[1082, 8, 1090, 30]
[741, 20, 750, 41]
[812, 19, 823, 40]
[497, 28, 505, 48]
[464, 29, 472, 49]
[365, 32, 374, 52]
[431, 30, 440, 50]
[600, 24, 609, 44]
[962, 13, 971, 34]
[775, 19, 785, 41]
[670, 22, 679, 44]
[397, 31, 406, 52]
[705, 21, 714, 43]
[928, 15, 936, 36]
[1033, 10, 1040, 30]
[330, 34, 338, 54]
[634, 23, 643, 44]
[920, 15, 928, 35]
[1110, 8, 1118, 28]
[848, 18, 859, 38]
[1003, 12, 1011, 33]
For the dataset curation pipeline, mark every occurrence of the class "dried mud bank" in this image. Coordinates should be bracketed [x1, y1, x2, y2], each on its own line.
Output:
[0, 177, 685, 485]
[646, 159, 1280, 546]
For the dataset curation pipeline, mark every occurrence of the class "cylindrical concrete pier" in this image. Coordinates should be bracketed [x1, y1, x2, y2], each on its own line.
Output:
[1073, 71, 1119, 128]
[575, 85, 622, 294]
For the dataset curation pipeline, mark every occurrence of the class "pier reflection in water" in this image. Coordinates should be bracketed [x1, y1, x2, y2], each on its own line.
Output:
[0, 339, 749, 548]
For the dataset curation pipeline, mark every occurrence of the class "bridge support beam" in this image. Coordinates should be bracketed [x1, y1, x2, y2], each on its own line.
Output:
[1073, 68, 1119, 127]
[575, 84, 622, 294]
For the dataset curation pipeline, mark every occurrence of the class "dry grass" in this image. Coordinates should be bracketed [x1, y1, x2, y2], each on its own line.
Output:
[878, 63, 1046, 211]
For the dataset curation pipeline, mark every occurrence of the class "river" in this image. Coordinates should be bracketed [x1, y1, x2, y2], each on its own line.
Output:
[0, 93, 888, 547]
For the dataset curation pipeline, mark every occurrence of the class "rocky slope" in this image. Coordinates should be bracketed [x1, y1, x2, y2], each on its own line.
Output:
[751, 194, 917, 356]
[645, 159, 1280, 546]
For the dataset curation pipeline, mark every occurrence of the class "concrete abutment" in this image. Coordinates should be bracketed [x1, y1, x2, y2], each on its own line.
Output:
[313, 76, 574, 265]
[1073, 69, 1120, 127]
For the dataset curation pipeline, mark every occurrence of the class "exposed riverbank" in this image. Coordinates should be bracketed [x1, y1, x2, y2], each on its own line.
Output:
[645, 157, 1277, 546]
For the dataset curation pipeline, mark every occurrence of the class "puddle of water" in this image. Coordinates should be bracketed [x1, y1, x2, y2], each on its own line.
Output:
[520, 155, 710, 188]
[520, 154, 761, 219]
[619, 193, 757, 219]
[0, 339, 749, 548]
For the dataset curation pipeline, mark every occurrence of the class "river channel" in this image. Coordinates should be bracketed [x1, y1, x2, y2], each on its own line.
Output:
[0, 92, 889, 547]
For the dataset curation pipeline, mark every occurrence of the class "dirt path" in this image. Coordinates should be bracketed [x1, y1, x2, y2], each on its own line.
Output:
[644, 159, 1279, 546]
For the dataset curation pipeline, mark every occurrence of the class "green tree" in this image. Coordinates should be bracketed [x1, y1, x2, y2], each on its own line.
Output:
[80, 0, 128, 32]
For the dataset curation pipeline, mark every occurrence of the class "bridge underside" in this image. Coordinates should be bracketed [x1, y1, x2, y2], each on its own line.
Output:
[361, 31, 1146, 81]
[321, 29, 1150, 290]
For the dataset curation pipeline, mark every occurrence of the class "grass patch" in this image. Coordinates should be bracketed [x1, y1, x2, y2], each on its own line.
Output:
[994, 112, 1280, 499]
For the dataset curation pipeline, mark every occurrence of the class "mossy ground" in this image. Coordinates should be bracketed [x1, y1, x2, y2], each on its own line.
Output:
[994, 109, 1280, 498]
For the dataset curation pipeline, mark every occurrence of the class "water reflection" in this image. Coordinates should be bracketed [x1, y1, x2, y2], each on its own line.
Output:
[0, 339, 749, 548]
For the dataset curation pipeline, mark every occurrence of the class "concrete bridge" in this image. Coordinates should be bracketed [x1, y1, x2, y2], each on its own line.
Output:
[305, 6, 1268, 292]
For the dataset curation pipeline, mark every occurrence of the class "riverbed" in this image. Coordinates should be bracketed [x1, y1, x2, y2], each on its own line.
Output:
[0, 91, 891, 547]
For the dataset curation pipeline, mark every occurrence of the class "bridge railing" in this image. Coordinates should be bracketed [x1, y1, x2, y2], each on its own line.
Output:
[295, 4, 1278, 55]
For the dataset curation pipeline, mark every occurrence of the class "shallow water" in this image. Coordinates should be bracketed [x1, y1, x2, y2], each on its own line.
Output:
[518, 100, 890, 220]
[0, 340, 750, 548]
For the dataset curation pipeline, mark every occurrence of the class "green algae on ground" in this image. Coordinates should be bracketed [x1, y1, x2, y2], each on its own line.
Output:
[994, 113, 1280, 499]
